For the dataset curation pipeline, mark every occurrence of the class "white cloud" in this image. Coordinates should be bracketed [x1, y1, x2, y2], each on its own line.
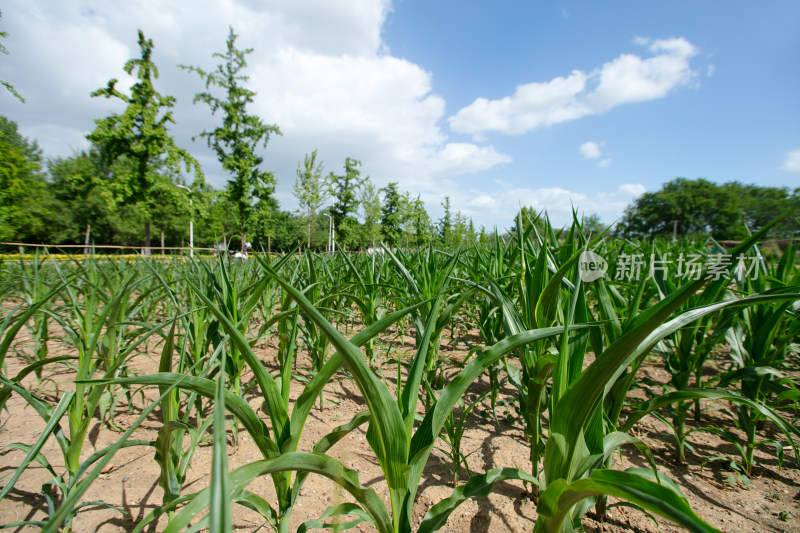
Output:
[618, 183, 647, 197]
[779, 149, 800, 175]
[446, 183, 646, 231]
[449, 37, 701, 137]
[579, 141, 603, 159]
[449, 71, 589, 136]
[580, 142, 612, 167]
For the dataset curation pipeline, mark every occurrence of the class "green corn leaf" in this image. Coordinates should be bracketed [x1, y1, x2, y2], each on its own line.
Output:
[89, 372, 278, 457]
[418, 468, 539, 533]
[0, 281, 66, 370]
[620, 388, 799, 458]
[287, 300, 427, 454]
[0, 390, 74, 500]
[534, 469, 720, 533]
[209, 342, 231, 533]
[42, 364, 195, 533]
[550, 292, 800, 482]
[165, 452, 393, 533]
[298, 503, 374, 533]
[185, 277, 289, 442]
[234, 491, 279, 530]
[260, 263, 410, 495]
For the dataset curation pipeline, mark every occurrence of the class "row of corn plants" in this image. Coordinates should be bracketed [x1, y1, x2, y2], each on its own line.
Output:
[0, 215, 797, 532]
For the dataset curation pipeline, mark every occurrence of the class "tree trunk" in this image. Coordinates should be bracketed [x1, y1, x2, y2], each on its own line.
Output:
[241, 229, 246, 254]
[83, 224, 91, 256]
[144, 222, 151, 257]
[307, 208, 312, 249]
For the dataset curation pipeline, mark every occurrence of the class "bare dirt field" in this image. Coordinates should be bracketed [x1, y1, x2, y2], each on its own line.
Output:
[1, 321, 798, 532]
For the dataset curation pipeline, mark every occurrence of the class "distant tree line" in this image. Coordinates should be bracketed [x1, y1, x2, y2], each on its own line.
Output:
[0, 113, 488, 252]
[616, 177, 799, 241]
[0, 28, 483, 253]
[2, 27, 796, 251]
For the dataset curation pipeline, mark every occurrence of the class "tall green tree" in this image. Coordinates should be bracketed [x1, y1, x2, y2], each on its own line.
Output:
[293, 150, 328, 249]
[88, 29, 202, 255]
[618, 177, 742, 239]
[408, 194, 433, 247]
[452, 210, 470, 245]
[1, 10, 24, 103]
[329, 157, 364, 249]
[360, 178, 382, 249]
[0, 116, 69, 242]
[723, 182, 799, 239]
[510, 206, 545, 237]
[581, 213, 604, 238]
[182, 26, 280, 252]
[437, 196, 452, 245]
[48, 150, 115, 244]
[194, 188, 238, 247]
[380, 181, 402, 248]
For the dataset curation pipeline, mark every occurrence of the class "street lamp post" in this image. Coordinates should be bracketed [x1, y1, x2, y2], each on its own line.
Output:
[177, 184, 194, 258]
[323, 213, 333, 253]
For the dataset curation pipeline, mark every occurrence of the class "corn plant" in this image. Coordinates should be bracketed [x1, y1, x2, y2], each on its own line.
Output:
[463, 233, 515, 421]
[35, 365, 197, 533]
[705, 243, 800, 478]
[14, 249, 58, 384]
[435, 388, 491, 486]
[339, 248, 393, 365]
[161, 260, 578, 533]
[461, 212, 593, 492]
[383, 244, 476, 399]
[31, 256, 177, 482]
[100, 256, 426, 533]
[0, 271, 173, 531]
[295, 252, 337, 408]
[0, 281, 70, 413]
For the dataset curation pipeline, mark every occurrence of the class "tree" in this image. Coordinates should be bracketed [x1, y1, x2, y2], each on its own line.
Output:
[329, 157, 364, 249]
[1, 10, 24, 103]
[360, 178, 382, 249]
[380, 182, 403, 248]
[408, 195, 434, 247]
[438, 196, 452, 244]
[453, 211, 470, 245]
[617, 178, 741, 240]
[0, 116, 68, 242]
[181, 26, 280, 252]
[510, 206, 546, 238]
[581, 213, 604, 238]
[48, 150, 115, 244]
[194, 188, 239, 247]
[88, 30, 202, 256]
[293, 150, 328, 249]
[723, 182, 799, 239]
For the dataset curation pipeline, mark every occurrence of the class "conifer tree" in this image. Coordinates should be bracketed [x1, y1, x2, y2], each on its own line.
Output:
[360, 178, 382, 249]
[88, 30, 202, 256]
[329, 157, 364, 249]
[182, 26, 281, 252]
[380, 181, 402, 248]
[293, 150, 327, 249]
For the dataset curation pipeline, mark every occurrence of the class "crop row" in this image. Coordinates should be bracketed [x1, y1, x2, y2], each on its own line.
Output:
[0, 214, 797, 532]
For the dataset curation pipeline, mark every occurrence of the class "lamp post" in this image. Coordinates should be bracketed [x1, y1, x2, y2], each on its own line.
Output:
[323, 213, 333, 253]
[176, 184, 194, 258]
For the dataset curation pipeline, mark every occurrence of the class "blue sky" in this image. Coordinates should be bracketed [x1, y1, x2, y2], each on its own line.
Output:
[2, 1, 798, 231]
